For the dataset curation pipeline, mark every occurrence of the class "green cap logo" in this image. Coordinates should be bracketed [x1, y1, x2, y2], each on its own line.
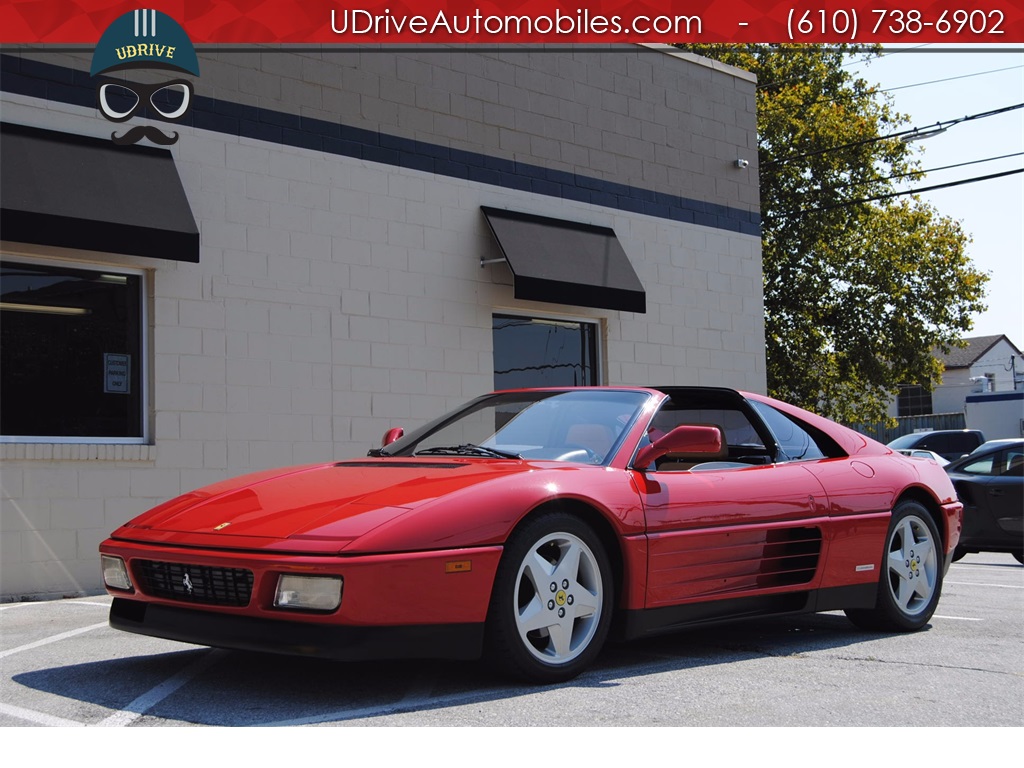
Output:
[90, 9, 199, 77]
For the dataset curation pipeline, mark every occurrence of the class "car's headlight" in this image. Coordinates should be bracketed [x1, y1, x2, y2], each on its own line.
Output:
[274, 574, 343, 612]
[101, 555, 133, 591]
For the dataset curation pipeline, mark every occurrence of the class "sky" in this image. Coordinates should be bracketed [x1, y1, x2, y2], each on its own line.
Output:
[844, 44, 1024, 348]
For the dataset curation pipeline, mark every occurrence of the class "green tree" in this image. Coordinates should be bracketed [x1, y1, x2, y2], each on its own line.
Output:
[679, 44, 988, 424]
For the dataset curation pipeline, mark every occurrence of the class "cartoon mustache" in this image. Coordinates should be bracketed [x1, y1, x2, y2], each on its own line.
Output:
[111, 125, 179, 146]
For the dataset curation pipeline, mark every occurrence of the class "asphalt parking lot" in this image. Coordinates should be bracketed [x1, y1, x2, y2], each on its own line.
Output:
[2, 553, 1021, 730]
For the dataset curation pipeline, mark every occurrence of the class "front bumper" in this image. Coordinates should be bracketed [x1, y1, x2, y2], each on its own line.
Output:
[110, 598, 485, 660]
[941, 499, 964, 575]
[99, 538, 503, 661]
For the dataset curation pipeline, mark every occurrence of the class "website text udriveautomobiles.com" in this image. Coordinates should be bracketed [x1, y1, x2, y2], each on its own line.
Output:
[329, 7, 704, 37]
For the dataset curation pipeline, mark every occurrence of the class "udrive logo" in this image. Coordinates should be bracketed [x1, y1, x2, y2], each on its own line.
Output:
[90, 9, 200, 146]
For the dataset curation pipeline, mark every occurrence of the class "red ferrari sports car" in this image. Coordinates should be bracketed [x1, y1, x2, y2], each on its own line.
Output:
[100, 387, 962, 682]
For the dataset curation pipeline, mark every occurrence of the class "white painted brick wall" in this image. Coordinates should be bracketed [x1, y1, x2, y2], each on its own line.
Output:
[1, 47, 763, 600]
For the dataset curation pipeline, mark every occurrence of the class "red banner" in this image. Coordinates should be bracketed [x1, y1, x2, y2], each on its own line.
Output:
[1, 0, 1022, 43]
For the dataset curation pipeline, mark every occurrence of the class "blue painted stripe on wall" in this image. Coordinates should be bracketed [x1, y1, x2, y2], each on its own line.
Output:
[1, 53, 761, 237]
[966, 392, 1023, 403]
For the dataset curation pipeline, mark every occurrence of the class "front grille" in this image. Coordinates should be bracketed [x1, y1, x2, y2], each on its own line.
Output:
[135, 560, 254, 607]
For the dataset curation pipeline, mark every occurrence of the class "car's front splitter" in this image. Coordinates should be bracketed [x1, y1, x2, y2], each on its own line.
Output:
[109, 597, 485, 661]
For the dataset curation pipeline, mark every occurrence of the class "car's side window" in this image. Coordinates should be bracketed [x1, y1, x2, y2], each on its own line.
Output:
[999, 448, 1024, 479]
[947, 434, 977, 457]
[917, 434, 950, 454]
[748, 401, 838, 462]
[995, 448, 1024, 477]
[959, 455, 996, 476]
[645, 403, 771, 469]
[647, 407, 764, 449]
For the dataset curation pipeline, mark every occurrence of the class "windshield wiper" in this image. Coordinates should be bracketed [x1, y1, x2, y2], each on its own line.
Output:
[415, 444, 521, 459]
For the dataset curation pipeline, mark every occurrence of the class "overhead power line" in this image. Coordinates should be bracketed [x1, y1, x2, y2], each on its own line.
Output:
[765, 63, 1024, 112]
[831, 151, 1024, 191]
[800, 168, 1024, 214]
[882, 64, 1024, 93]
[764, 102, 1024, 168]
[841, 43, 930, 69]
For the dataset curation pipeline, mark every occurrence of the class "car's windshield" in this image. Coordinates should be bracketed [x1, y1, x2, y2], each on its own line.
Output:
[379, 390, 650, 464]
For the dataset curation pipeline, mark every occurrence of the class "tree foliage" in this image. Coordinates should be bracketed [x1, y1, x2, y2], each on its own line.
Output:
[678, 45, 988, 424]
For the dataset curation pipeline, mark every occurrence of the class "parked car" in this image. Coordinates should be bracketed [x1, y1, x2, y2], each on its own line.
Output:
[99, 386, 963, 683]
[887, 429, 986, 462]
[893, 449, 949, 466]
[945, 439, 1024, 564]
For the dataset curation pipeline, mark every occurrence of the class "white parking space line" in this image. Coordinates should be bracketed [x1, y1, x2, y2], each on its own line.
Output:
[96, 649, 226, 727]
[0, 622, 108, 659]
[946, 581, 1023, 589]
[933, 615, 983, 621]
[0, 701, 85, 727]
[0, 599, 109, 611]
[264, 687, 511, 726]
[953, 563, 1022, 570]
[0, 602, 38, 611]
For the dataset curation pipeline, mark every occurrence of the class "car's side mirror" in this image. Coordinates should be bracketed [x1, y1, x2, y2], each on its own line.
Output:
[381, 427, 404, 448]
[633, 425, 724, 470]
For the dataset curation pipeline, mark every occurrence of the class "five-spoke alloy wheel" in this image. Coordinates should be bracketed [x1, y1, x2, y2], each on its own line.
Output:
[486, 512, 613, 683]
[846, 500, 943, 632]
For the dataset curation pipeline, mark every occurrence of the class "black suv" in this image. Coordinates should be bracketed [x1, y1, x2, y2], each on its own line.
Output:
[887, 429, 986, 462]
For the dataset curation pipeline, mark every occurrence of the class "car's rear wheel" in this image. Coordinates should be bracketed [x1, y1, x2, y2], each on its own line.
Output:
[846, 500, 943, 632]
[486, 512, 613, 683]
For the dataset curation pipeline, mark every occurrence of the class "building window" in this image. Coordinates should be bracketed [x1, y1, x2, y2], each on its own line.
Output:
[896, 384, 933, 417]
[1, 258, 146, 442]
[492, 314, 599, 390]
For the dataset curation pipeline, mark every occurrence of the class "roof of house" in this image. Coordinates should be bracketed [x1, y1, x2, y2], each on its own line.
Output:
[936, 335, 1022, 369]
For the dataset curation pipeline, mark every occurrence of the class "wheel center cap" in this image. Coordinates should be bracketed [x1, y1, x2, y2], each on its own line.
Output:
[555, 590, 567, 606]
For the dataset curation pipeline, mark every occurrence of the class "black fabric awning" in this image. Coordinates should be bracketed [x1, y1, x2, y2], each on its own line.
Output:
[0, 123, 199, 263]
[481, 206, 645, 314]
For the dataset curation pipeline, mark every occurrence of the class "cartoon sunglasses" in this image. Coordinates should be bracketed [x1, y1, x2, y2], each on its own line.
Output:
[96, 78, 193, 122]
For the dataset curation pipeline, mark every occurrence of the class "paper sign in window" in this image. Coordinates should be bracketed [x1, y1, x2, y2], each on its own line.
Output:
[104, 353, 131, 394]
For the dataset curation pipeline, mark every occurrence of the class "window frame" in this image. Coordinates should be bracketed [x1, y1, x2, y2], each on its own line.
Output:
[897, 384, 933, 417]
[492, 310, 603, 390]
[0, 254, 150, 445]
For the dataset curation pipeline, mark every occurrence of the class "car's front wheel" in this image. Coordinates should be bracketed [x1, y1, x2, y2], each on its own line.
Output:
[485, 512, 613, 683]
[846, 500, 943, 632]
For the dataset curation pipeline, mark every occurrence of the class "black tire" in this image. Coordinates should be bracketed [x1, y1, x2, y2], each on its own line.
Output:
[485, 512, 613, 683]
[951, 546, 967, 562]
[1013, 551, 1023, 565]
[846, 500, 944, 632]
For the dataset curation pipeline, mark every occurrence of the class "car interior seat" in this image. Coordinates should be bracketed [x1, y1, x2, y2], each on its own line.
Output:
[564, 423, 617, 460]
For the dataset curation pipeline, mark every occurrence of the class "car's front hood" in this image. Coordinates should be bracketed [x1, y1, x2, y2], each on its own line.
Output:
[111, 458, 560, 552]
